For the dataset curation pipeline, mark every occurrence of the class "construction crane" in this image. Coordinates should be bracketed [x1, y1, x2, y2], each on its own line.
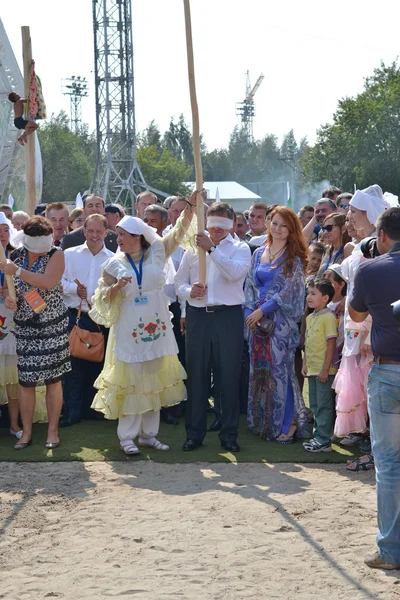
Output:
[235, 70, 264, 142]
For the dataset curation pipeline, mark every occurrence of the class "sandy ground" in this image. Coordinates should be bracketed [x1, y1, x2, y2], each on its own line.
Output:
[0, 462, 398, 600]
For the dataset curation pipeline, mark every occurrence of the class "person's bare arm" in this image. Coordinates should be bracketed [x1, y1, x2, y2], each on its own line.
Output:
[303, 215, 317, 242]
[2, 251, 65, 290]
[348, 304, 369, 323]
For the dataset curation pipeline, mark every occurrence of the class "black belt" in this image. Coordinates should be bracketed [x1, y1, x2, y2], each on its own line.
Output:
[374, 357, 400, 365]
[189, 304, 241, 314]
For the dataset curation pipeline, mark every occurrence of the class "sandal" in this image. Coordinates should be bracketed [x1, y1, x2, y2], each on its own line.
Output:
[138, 437, 169, 451]
[346, 453, 374, 472]
[276, 425, 297, 445]
[120, 440, 141, 455]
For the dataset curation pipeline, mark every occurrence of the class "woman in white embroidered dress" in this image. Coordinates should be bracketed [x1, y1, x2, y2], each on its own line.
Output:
[90, 197, 196, 454]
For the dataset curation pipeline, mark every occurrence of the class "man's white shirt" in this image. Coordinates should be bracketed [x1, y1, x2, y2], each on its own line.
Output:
[62, 242, 114, 311]
[174, 234, 251, 308]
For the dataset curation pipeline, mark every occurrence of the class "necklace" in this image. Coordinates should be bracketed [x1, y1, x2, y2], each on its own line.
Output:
[267, 245, 286, 263]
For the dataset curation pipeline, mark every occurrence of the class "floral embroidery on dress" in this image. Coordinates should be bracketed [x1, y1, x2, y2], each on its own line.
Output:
[0, 315, 8, 341]
[132, 314, 167, 343]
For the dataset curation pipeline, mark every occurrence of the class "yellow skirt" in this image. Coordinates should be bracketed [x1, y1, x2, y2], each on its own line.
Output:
[92, 328, 187, 420]
[0, 355, 18, 405]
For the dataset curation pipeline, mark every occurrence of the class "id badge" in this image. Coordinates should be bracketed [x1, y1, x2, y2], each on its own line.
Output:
[134, 295, 148, 306]
[24, 289, 47, 313]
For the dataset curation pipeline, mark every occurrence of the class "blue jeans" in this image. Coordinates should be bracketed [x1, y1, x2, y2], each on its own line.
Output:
[368, 363, 400, 566]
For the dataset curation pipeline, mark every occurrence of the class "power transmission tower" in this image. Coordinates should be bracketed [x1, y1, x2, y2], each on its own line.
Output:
[92, 0, 165, 209]
[235, 70, 264, 142]
[62, 76, 88, 133]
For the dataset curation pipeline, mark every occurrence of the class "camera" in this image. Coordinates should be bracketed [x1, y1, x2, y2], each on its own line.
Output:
[393, 299, 400, 323]
[360, 237, 380, 259]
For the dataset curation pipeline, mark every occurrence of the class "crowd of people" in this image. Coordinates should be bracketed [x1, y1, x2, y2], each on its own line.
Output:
[0, 182, 399, 569]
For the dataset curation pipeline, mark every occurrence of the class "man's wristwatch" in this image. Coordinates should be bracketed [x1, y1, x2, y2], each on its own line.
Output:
[207, 246, 216, 254]
[15, 267, 22, 277]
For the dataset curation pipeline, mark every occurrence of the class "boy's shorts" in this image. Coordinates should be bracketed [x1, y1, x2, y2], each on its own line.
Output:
[14, 116, 29, 130]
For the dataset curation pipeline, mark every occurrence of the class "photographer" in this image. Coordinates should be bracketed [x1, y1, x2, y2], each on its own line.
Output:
[349, 206, 400, 571]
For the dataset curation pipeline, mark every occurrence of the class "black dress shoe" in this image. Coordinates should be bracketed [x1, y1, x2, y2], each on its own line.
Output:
[207, 419, 222, 432]
[182, 439, 202, 451]
[221, 441, 241, 453]
[162, 413, 179, 426]
[59, 418, 81, 428]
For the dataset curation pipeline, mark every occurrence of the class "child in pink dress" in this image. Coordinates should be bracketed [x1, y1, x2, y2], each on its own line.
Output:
[332, 248, 373, 444]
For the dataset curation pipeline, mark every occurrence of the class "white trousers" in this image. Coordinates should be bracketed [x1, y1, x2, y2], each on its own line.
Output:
[117, 410, 160, 442]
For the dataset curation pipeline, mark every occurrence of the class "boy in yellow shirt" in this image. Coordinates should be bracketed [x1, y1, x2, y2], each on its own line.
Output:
[302, 278, 338, 452]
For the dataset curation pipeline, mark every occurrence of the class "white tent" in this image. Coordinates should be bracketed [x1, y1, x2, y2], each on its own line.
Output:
[187, 181, 262, 212]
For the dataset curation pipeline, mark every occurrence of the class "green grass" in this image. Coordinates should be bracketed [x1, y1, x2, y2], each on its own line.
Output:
[0, 415, 362, 463]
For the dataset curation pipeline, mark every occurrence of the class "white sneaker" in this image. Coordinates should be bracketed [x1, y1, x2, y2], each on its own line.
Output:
[303, 438, 332, 452]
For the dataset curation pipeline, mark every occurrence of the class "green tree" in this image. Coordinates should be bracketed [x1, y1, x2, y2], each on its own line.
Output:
[38, 112, 96, 202]
[136, 145, 191, 195]
[301, 61, 400, 192]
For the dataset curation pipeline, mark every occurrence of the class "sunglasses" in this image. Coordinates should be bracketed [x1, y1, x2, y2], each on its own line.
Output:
[338, 203, 350, 209]
[321, 224, 336, 232]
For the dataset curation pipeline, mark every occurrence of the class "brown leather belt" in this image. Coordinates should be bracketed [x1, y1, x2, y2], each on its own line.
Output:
[374, 357, 400, 365]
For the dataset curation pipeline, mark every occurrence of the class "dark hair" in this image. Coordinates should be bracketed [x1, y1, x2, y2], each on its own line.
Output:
[336, 192, 353, 204]
[105, 204, 123, 216]
[309, 242, 325, 255]
[322, 186, 342, 200]
[299, 205, 314, 217]
[83, 194, 105, 208]
[8, 92, 18, 103]
[45, 202, 68, 215]
[22, 216, 53, 237]
[249, 202, 268, 216]
[376, 207, 400, 242]
[0, 204, 13, 217]
[308, 277, 335, 303]
[323, 212, 351, 252]
[266, 204, 278, 217]
[207, 202, 234, 220]
[327, 270, 347, 296]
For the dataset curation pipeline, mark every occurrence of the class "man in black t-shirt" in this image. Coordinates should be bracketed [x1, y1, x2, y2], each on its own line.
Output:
[349, 207, 400, 571]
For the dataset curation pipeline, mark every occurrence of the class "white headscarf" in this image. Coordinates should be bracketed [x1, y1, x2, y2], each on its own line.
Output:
[350, 184, 391, 226]
[0, 212, 18, 246]
[117, 215, 160, 245]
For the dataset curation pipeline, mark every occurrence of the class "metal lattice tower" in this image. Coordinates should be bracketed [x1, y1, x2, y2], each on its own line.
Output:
[235, 70, 264, 142]
[62, 76, 88, 133]
[92, 0, 153, 209]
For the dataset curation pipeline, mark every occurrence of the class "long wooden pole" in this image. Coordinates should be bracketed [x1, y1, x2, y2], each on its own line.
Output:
[183, 0, 206, 285]
[0, 244, 16, 303]
[21, 26, 36, 217]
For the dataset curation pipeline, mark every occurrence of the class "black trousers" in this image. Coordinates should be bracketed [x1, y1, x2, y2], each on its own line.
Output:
[185, 304, 243, 443]
[63, 308, 107, 421]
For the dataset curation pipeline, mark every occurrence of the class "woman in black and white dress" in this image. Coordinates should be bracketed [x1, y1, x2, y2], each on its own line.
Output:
[0, 216, 71, 450]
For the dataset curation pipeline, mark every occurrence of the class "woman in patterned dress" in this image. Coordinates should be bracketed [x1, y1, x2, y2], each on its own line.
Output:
[0, 216, 71, 450]
[244, 206, 310, 442]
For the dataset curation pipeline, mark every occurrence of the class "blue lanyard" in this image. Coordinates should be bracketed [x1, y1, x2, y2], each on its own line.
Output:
[20, 253, 42, 287]
[0, 249, 8, 288]
[125, 252, 145, 295]
[324, 247, 343, 272]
